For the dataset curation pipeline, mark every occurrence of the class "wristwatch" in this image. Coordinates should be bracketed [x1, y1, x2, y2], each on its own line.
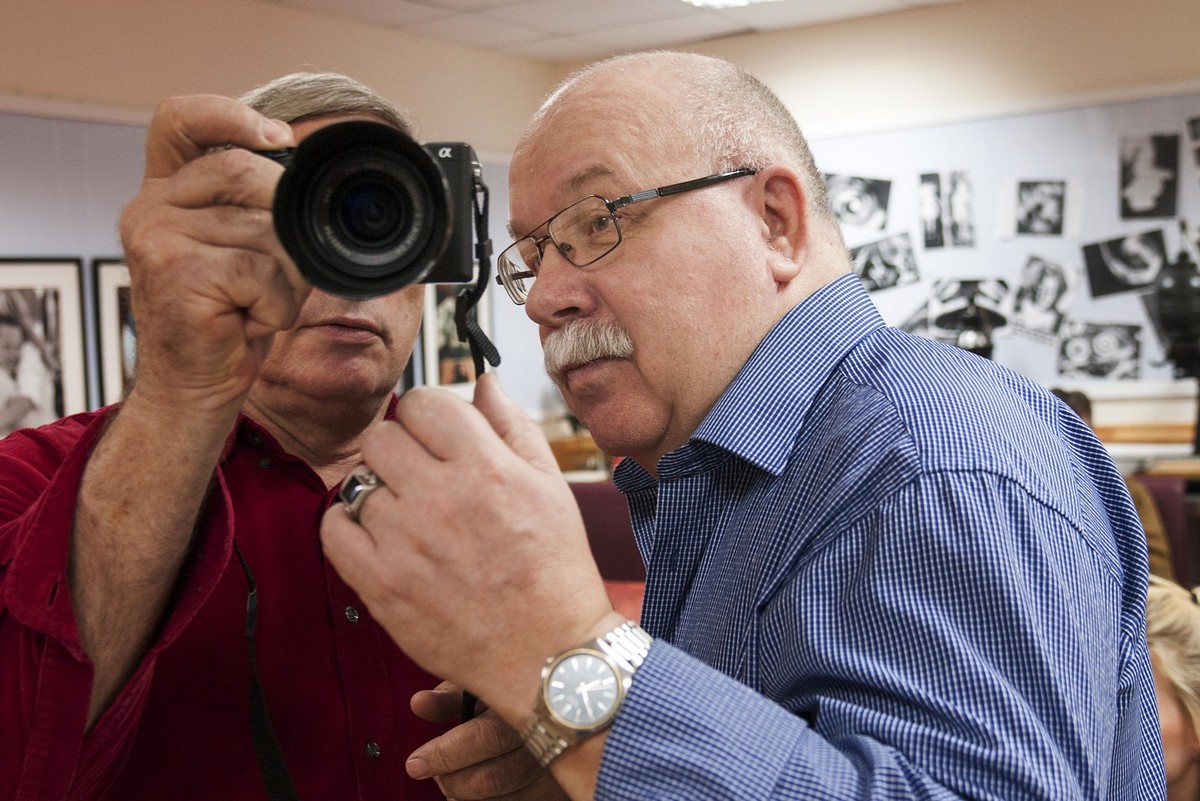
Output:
[519, 621, 653, 767]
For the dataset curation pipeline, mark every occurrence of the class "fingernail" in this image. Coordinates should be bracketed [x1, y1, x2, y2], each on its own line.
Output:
[406, 756, 430, 779]
[261, 119, 291, 146]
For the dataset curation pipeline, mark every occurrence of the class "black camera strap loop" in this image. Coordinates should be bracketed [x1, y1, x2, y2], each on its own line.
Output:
[233, 540, 302, 801]
[455, 182, 501, 379]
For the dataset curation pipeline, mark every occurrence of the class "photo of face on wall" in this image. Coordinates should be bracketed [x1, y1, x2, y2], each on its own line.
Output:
[850, 232, 918, 292]
[1119, 133, 1178, 219]
[1016, 180, 1066, 235]
[0, 288, 62, 437]
[1082, 228, 1167, 298]
[1012, 255, 1072, 339]
[1058, 321, 1141, 380]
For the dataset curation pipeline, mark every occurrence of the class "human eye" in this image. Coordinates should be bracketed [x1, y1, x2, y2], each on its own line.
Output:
[589, 213, 615, 235]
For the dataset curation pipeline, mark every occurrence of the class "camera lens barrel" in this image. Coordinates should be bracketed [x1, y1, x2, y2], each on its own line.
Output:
[271, 120, 454, 298]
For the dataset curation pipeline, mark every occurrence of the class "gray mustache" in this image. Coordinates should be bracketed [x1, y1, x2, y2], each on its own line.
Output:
[543, 318, 634, 386]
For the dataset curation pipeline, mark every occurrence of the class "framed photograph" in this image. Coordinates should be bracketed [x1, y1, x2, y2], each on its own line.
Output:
[93, 259, 134, 406]
[423, 284, 490, 398]
[0, 259, 87, 435]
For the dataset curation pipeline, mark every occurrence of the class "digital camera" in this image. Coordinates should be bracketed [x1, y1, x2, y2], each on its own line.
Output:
[258, 120, 483, 298]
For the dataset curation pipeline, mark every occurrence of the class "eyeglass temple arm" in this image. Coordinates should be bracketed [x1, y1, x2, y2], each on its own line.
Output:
[609, 168, 758, 209]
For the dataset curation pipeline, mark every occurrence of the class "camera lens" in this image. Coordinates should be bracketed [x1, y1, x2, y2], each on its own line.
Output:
[337, 181, 409, 247]
[272, 120, 452, 298]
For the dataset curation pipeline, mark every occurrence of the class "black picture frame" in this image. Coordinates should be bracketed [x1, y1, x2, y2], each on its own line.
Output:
[0, 258, 88, 432]
[92, 258, 133, 406]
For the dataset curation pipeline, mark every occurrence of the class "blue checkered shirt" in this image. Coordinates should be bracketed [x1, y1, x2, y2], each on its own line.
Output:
[603, 274, 1166, 799]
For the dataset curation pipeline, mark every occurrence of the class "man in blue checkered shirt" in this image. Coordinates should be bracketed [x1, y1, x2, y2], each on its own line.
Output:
[321, 51, 1168, 799]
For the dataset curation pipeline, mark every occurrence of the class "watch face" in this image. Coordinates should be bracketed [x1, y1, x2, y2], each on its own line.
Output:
[546, 650, 621, 729]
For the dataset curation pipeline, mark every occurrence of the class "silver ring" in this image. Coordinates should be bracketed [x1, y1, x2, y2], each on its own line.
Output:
[340, 465, 384, 524]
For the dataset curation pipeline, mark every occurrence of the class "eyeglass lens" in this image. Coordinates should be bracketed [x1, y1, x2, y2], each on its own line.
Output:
[499, 196, 619, 304]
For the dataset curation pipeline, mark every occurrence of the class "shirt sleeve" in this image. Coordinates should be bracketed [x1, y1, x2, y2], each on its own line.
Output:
[596, 471, 1165, 800]
[0, 412, 235, 799]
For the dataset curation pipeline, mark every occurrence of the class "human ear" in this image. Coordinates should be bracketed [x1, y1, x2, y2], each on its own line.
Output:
[756, 167, 807, 282]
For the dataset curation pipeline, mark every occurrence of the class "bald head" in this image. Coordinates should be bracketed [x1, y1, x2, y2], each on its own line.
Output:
[516, 51, 835, 225]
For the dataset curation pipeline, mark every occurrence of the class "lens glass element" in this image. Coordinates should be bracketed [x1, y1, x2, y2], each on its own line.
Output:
[336, 180, 411, 248]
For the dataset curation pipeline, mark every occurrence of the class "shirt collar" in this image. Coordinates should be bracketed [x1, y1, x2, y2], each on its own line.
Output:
[616, 274, 883, 488]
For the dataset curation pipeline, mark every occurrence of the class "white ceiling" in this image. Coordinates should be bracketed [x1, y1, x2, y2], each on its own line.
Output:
[264, 0, 971, 62]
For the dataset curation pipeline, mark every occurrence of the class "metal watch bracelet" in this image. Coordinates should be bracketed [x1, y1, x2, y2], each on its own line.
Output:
[520, 621, 653, 767]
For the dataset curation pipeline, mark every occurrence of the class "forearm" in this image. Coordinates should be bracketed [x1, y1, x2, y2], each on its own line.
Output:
[70, 389, 238, 728]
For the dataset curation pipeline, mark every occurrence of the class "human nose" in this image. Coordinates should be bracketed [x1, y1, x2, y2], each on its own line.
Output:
[523, 241, 594, 327]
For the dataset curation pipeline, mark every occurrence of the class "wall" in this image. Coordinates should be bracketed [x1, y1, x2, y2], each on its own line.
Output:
[687, 0, 1200, 140]
[0, 0, 555, 160]
[4, 0, 1199, 154]
[3, 0, 1200, 429]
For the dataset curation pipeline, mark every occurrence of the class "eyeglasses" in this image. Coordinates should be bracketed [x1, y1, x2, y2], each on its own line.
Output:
[495, 168, 757, 305]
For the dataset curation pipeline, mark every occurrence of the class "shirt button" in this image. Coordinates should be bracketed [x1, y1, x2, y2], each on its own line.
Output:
[257, 456, 271, 469]
[365, 741, 381, 759]
[344, 606, 360, 623]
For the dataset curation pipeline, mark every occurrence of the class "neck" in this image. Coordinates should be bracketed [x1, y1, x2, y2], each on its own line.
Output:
[1168, 759, 1200, 801]
[243, 390, 392, 488]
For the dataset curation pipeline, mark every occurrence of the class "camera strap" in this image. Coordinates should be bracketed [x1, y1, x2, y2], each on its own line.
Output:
[233, 540, 302, 801]
[455, 181, 501, 378]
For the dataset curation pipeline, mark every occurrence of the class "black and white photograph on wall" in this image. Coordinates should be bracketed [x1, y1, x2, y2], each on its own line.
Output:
[0, 260, 86, 437]
[1015, 180, 1066, 235]
[94, 260, 134, 406]
[1011, 255, 1072, 340]
[824, 173, 890, 243]
[1119, 133, 1179, 219]
[1082, 228, 1167, 298]
[1186, 116, 1200, 168]
[928, 278, 1008, 341]
[917, 170, 975, 248]
[850, 232, 918, 292]
[1057, 321, 1141, 380]
[946, 171, 975, 246]
[918, 173, 945, 249]
[422, 284, 491, 399]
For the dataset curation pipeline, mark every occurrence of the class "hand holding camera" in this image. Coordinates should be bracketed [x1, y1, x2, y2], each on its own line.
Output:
[117, 94, 306, 421]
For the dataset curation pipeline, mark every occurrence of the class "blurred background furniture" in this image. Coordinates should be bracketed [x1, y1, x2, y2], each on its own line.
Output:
[569, 480, 645, 621]
[1138, 467, 1200, 588]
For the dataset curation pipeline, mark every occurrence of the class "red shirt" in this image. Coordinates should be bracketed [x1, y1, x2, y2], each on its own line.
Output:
[0, 404, 449, 800]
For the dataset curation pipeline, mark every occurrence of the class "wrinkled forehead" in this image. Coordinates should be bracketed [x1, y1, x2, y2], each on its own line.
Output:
[508, 87, 698, 235]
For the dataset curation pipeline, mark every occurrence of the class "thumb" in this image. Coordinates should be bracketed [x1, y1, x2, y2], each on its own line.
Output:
[472, 373, 560, 474]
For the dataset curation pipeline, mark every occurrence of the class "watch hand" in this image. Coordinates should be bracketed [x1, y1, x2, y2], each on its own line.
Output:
[576, 683, 595, 717]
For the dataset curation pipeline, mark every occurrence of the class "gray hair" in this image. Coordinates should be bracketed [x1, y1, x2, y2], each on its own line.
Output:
[239, 72, 412, 134]
[525, 51, 832, 222]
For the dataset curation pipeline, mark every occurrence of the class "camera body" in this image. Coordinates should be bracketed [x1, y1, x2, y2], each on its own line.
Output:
[259, 120, 483, 298]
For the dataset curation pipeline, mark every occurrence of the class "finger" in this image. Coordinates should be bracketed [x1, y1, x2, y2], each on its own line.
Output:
[472, 373, 561, 475]
[319, 502, 381, 593]
[349, 475, 400, 532]
[411, 683, 464, 723]
[129, 230, 308, 339]
[406, 711, 526, 779]
[164, 146, 287, 212]
[144, 95, 293, 179]
[360, 415, 455, 492]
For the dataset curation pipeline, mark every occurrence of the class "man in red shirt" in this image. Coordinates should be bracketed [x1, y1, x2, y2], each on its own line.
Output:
[0, 73, 450, 800]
